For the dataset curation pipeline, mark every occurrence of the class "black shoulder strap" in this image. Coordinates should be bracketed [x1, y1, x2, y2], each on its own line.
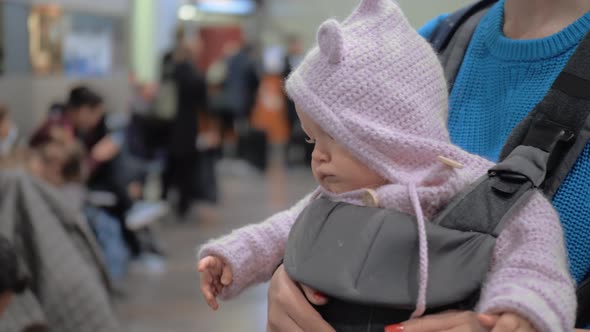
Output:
[494, 30, 590, 329]
[578, 277, 590, 327]
[427, 0, 497, 91]
[428, 0, 497, 52]
[429, 3, 590, 325]
[430, 1, 590, 199]
[499, 31, 590, 198]
[434, 146, 544, 238]
[496, 30, 590, 329]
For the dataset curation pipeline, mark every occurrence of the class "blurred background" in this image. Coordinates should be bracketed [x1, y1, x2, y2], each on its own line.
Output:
[0, 0, 473, 331]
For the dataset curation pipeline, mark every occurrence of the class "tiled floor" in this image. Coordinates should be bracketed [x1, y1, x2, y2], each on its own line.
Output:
[115, 160, 316, 332]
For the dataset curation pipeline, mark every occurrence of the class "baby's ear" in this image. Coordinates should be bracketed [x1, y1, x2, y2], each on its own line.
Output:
[317, 19, 344, 65]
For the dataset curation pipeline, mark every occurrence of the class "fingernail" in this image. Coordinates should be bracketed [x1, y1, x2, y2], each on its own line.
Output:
[314, 291, 326, 299]
[384, 324, 404, 332]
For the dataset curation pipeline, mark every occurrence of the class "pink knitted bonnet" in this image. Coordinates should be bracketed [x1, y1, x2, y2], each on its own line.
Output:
[284, 0, 476, 187]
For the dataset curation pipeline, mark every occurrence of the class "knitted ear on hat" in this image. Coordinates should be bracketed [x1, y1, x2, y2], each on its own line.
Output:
[318, 19, 344, 64]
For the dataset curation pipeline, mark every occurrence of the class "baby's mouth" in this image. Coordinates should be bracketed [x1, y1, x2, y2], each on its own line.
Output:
[320, 174, 337, 183]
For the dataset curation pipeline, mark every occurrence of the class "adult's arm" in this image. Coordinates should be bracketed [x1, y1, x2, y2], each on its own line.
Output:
[266, 265, 335, 332]
[476, 192, 577, 332]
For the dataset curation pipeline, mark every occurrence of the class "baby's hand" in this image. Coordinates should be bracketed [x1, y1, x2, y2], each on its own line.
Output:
[198, 256, 233, 310]
[478, 313, 536, 332]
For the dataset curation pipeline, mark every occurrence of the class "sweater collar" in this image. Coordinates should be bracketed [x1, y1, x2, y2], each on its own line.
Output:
[480, 0, 590, 61]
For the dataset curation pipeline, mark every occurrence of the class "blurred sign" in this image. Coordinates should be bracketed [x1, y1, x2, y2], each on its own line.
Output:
[63, 13, 114, 77]
[63, 30, 112, 76]
[196, 0, 256, 15]
[262, 45, 285, 74]
[28, 4, 63, 75]
[28, 7, 115, 77]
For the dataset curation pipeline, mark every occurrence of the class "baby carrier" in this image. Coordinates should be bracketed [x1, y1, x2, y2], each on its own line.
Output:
[284, 1, 590, 329]
[285, 142, 548, 330]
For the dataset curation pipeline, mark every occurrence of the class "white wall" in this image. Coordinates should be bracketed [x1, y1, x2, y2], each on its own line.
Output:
[0, 0, 131, 136]
[399, 0, 474, 27]
[155, 0, 186, 59]
[262, 0, 473, 47]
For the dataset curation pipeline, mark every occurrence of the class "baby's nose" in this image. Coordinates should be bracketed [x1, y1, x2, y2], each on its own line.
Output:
[311, 146, 329, 163]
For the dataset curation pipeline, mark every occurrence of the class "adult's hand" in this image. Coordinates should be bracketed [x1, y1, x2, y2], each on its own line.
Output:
[398, 311, 488, 332]
[267, 265, 335, 332]
[91, 135, 120, 162]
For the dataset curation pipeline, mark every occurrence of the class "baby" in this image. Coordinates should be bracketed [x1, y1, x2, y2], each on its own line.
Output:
[198, 0, 576, 331]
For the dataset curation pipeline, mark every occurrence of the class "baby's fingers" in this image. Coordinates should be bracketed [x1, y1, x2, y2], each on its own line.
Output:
[491, 313, 520, 332]
[213, 278, 224, 293]
[221, 264, 233, 286]
[198, 256, 222, 274]
[199, 272, 220, 310]
[477, 314, 500, 328]
[205, 290, 220, 310]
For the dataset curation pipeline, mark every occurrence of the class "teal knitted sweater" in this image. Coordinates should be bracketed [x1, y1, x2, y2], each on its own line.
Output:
[420, 0, 590, 284]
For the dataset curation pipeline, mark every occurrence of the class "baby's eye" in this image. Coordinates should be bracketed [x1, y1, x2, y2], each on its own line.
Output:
[305, 136, 316, 144]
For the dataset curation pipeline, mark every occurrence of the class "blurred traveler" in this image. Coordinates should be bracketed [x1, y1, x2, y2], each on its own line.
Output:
[223, 41, 260, 128]
[161, 29, 208, 218]
[281, 35, 312, 166]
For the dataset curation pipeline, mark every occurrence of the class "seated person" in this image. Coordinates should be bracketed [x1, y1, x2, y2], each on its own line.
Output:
[30, 86, 166, 257]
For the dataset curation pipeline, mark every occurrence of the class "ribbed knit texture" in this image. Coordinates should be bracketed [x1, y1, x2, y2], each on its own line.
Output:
[419, 0, 590, 284]
[285, 0, 456, 186]
[476, 191, 576, 332]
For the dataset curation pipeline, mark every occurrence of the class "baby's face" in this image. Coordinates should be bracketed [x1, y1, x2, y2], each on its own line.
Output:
[296, 107, 387, 194]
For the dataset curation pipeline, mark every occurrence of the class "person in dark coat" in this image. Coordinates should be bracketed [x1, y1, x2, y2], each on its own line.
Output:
[281, 36, 312, 166]
[161, 36, 208, 218]
[223, 42, 260, 125]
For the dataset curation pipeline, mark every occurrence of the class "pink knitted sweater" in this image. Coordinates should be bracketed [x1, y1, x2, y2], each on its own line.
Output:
[199, 0, 576, 330]
[200, 185, 575, 331]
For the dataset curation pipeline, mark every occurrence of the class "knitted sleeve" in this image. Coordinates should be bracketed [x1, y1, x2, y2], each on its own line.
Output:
[197, 191, 315, 300]
[476, 191, 577, 332]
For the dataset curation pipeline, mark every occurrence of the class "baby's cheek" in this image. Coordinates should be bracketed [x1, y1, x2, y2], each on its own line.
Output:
[310, 166, 320, 182]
